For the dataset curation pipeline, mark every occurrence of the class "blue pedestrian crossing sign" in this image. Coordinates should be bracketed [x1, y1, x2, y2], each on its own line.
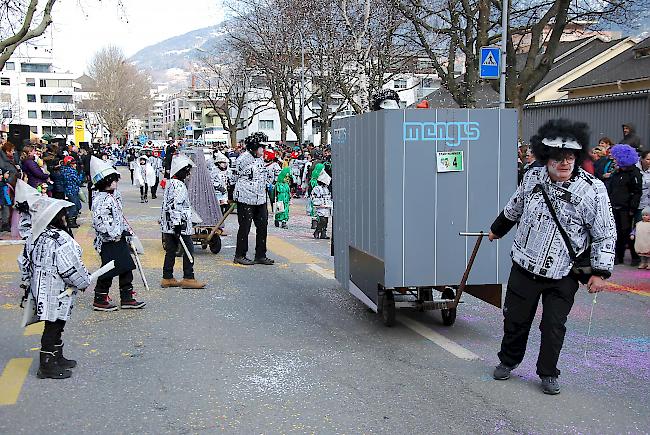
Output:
[480, 47, 501, 79]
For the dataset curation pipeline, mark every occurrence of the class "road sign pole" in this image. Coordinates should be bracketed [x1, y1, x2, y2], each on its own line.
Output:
[499, 0, 509, 109]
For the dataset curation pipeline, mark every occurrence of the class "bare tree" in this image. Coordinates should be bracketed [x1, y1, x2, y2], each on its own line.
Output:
[196, 53, 271, 148]
[86, 46, 151, 143]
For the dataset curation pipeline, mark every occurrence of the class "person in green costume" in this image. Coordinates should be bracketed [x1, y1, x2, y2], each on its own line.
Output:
[274, 167, 291, 228]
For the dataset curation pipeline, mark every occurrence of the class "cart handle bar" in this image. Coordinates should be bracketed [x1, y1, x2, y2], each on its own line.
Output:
[459, 232, 487, 237]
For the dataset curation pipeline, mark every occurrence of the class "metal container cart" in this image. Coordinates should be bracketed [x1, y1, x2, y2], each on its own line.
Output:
[331, 109, 517, 326]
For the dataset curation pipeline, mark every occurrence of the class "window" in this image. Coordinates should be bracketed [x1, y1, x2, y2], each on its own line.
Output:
[28, 110, 37, 119]
[26, 78, 35, 87]
[27, 94, 36, 102]
[21, 63, 50, 73]
[2, 109, 11, 118]
[30, 126, 38, 134]
[5, 62, 15, 71]
[42, 126, 72, 136]
[39, 79, 47, 87]
[0, 78, 10, 86]
[40, 94, 73, 104]
[421, 78, 435, 89]
[41, 110, 73, 119]
[259, 120, 274, 130]
[393, 79, 407, 89]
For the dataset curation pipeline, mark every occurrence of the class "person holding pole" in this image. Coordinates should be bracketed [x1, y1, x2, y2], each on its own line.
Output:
[160, 154, 205, 289]
[90, 156, 146, 311]
[488, 119, 616, 395]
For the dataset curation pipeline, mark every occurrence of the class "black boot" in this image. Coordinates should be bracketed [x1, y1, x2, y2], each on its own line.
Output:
[140, 194, 145, 203]
[318, 217, 329, 239]
[93, 292, 118, 312]
[37, 350, 71, 379]
[120, 289, 146, 309]
[144, 193, 148, 203]
[54, 343, 77, 369]
[68, 217, 79, 229]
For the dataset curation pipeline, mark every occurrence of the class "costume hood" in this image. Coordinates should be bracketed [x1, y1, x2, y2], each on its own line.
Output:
[29, 196, 74, 241]
[14, 179, 41, 205]
[170, 154, 195, 178]
[90, 156, 119, 185]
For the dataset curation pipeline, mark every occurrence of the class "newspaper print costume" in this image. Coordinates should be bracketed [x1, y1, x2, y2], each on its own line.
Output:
[233, 152, 268, 205]
[311, 185, 332, 218]
[19, 228, 90, 322]
[91, 190, 130, 253]
[266, 161, 282, 186]
[18, 212, 32, 239]
[207, 160, 227, 197]
[160, 178, 193, 235]
[503, 166, 616, 279]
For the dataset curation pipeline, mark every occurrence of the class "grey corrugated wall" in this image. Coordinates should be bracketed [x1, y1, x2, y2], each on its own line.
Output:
[522, 93, 650, 146]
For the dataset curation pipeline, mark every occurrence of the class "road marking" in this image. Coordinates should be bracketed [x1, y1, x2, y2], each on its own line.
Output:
[398, 315, 480, 361]
[606, 282, 649, 297]
[0, 358, 32, 405]
[307, 263, 335, 280]
[0, 240, 25, 246]
[23, 322, 44, 336]
[267, 235, 322, 264]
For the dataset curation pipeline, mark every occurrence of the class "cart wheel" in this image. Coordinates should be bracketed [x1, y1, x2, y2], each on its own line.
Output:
[440, 287, 457, 326]
[382, 291, 396, 327]
[209, 236, 222, 254]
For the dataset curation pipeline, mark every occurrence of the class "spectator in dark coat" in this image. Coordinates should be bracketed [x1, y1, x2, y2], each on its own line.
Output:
[20, 145, 49, 189]
[608, 144, 643, 265]
[0, 141, 20, 185]
[620, 123, 643, 152]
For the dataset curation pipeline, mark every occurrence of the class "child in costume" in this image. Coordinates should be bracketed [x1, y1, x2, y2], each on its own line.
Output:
[19, 196, 91, 379]
[160, 154, 206, 289]
[631, 207, 650, 269]
[14, 179, 43, 239]
[133, 155, 156, 203]
[90, 156, 146, 311]
[310, 163, 332, 239]
[274, 167, 291, 228]
[214, 152, 233, 214]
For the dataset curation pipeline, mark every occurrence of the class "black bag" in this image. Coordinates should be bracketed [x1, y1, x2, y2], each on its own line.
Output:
[538, 184, 592, 284]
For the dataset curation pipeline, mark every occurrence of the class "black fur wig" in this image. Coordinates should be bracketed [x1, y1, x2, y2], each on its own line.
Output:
[530, 119, 590, 173]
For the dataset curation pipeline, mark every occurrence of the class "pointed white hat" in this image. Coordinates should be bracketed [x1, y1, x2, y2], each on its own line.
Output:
[29, 196, 74, 241]
[14, 179, 41, 205]
[170, 154, 195, 178]
[90, 156, 119, 185]
[214, 152, 228, 164]
[317, 170, 331, 186]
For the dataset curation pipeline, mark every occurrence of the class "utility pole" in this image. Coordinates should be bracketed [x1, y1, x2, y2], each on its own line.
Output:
[499, 0, 509, 109]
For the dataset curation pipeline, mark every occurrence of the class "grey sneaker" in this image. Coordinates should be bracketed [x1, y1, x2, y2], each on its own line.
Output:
[541, 376, 560, 395]
[493, 363, 514, 380]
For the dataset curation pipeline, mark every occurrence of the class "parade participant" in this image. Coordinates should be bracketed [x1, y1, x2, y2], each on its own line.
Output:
[631, 207, 650, 269]
[233, 132, 274, 266]
[160, 154, 206, 289]
[488, 119, 616, 395]
[607, 144, 642, 265]
[310, 163, 332, 239]
[133, 155, 155, 203]
[370, 88, 401, 111]
[274, 167, 291, 228]
[149, 153, 163, 199]
[265, 149, 281, 210]
[90, 156, 146, 311]
[19, 196, 91, 379]
[214, 152, 232, 214]
[14, 179, 43, 239]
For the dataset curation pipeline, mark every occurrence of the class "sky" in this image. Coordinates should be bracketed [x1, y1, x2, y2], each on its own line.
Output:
[48, 0, 225, 75]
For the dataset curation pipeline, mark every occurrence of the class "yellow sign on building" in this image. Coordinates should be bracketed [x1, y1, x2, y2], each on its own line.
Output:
[74, 120, 85, 144]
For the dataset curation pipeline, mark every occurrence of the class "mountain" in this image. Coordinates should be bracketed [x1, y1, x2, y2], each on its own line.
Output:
[129, 23, 227, 88]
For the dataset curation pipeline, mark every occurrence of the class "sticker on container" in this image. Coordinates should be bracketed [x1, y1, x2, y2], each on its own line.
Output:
[436, 151, 464, 173]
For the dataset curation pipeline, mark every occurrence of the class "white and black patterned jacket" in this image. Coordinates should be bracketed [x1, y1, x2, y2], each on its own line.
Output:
[311, 185, 332, 217]
[160, 178, 193, 235]
[92, 191, 130, 253]
[233, 152, 267, 205]
[18, 228, 90, 322]
[491, 166, 616, 280]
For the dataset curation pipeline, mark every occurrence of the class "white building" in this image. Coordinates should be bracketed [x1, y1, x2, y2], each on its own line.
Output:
[144, 85, 168, 140]
[0, 38, 77, 141]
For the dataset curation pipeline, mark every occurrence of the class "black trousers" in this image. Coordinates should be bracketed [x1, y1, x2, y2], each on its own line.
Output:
[42, 319, 66, 351]
[498, 263, 579, 377]
[129, 169, 134, 184]
[96, 270, 134, 297]
[613, 208, 639, 261]
[151, 176, 159, 197]
[235, 202, 268, 259]
[139, 184, 149, 197]
[163, 233, 194, 279]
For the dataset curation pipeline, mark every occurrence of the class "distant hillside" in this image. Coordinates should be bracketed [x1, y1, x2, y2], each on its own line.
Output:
[129, 23, 227, 88]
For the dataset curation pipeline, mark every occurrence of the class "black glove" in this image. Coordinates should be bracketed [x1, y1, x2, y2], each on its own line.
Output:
[174, 225, 183, 235]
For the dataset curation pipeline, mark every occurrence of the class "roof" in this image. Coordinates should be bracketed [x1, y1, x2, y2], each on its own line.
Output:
[411, 80, 499, 109]
[560, 37, 650, 90]
[526, 37, 627, 92]
[74, 74, 97, 92]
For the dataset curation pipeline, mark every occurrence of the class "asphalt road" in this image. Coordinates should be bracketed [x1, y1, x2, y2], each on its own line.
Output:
[0, 169, 648, 434]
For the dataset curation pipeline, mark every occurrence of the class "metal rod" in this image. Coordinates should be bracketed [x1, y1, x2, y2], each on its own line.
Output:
[584, 292, 598, 359]
[131, 241, 150, 292]
[454, 233, 485, 305]
[179, 236, 194, 264]
[499, 0, 509, 109]
[459, 232, 487, 236]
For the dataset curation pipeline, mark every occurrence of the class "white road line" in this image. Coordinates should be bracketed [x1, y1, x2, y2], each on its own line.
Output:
[0, 240, 25, 246]
[307, 263, 335, 280]
[398, 315, 480, 361]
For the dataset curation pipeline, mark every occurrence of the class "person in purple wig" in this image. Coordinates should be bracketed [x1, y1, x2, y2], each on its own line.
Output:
[607, 144, 643, 265]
